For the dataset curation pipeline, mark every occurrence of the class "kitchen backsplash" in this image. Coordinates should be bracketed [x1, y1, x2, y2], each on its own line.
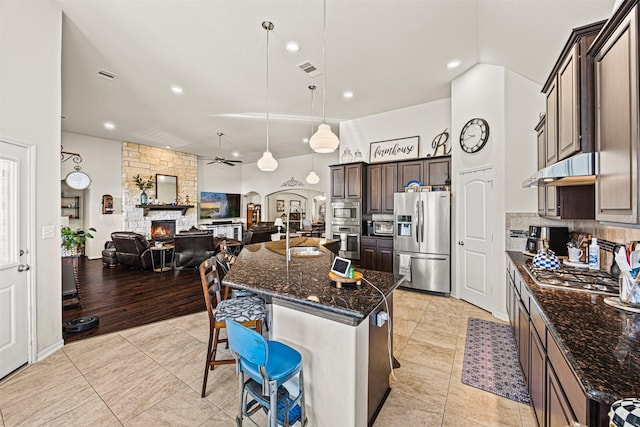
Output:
[506, 212, 640, 269]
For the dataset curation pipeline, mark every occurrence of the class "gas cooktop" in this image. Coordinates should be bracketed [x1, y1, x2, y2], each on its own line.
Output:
[524, 261, 619, 296]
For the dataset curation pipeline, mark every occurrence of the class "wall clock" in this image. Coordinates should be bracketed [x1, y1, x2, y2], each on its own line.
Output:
[65, 170, 92, 190]
[459, 118, 490, 153]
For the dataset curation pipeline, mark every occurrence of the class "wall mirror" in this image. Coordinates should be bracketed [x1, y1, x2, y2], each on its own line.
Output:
[156, 174, 177, 204]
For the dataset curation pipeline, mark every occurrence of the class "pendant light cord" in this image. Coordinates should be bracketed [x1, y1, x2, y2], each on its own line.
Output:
[309, 85, 316, 169]
[266, 23, 271, 151]
[321, 0, 327, 125]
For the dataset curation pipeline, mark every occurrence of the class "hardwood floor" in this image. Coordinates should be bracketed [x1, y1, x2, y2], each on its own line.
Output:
[62, 257, 205, 343]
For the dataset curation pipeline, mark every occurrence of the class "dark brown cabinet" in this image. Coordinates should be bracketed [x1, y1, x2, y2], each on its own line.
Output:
[591, 5, 639, 223]
[530, 309, 546, 427]
[547, 364, 577, 427]
[543, 21, 604, 165]
[396, 157, 451, 192]
[360, 237, 393, 273]
[397, 161, 423, 191]
[367, 163, 397, 214]
[331, 163, 366, 200]
[424, 158, 450, 187]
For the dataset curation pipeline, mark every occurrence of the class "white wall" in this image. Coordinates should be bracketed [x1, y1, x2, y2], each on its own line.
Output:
[505, 70, 543, 212]
[61, 132, 123, 259]
[0, 1, 63, 357]
[451, 64, 542, 318]
[339, 98, 452, 162]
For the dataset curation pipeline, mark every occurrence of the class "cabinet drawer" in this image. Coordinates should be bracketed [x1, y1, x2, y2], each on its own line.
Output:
[547, 334, 587, 425]
[519, 278, 530, 313]
[377, 238, 393, 249]
[361, 237, 377, 246]
[530, 299, 546, 348]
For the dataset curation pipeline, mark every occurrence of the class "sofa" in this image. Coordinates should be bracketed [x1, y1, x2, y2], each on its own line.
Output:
[173, 231, 220, 270]
[242, 223, 279, 245]
[110, 231, 153, 270]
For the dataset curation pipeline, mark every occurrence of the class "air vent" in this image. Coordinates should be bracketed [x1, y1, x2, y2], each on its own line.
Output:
[97, 69, 118, 80]
[296, 60, 322, 77]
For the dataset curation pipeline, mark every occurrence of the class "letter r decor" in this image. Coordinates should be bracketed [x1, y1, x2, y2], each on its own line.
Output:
[369, 136, 420, 163]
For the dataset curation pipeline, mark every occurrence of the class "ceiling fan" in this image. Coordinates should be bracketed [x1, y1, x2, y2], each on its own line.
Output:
[207, 132, 242, 166]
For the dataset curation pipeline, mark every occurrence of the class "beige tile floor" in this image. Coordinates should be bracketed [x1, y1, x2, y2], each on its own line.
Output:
[0, 290, 538, 427]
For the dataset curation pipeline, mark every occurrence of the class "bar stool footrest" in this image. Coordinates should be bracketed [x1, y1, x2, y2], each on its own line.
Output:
[245, 379, 302, 425]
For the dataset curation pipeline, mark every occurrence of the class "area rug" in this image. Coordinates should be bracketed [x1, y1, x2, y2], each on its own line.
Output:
[461, 317, 530, 404]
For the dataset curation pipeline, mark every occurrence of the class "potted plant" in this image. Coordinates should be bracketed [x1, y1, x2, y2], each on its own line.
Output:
[61, 226, 96, 257]
[133, 174, 154, 205]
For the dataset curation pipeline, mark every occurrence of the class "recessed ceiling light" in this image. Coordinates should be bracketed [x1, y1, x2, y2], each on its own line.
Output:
[285, 41, 300, 53]
[343, 91, 354, 100]
[303, 137, 309, 143]
[171, 85, 183, 94]
[232, 151, 240, 158]
[165, 145, 171, 149]
[446, 59, 461, 69]
[103, 122, 115, 130]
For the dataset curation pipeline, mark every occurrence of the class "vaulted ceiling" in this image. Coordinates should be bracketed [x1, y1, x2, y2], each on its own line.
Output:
[58, 0, 615, 163]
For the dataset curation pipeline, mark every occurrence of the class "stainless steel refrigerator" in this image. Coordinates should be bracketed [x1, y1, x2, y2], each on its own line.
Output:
[393, 191, 450, 294]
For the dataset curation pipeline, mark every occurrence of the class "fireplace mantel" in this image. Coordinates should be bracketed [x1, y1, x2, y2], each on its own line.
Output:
[135, 204, 194, 216]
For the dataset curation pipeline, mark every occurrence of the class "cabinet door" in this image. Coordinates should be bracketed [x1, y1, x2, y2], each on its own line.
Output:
[424, 158, 450, 187]
[595, 8, 638, 223]
[530, 328, 546, 427]
[547, 365, 577, 427]
[345, 164, 363, 199]
[545, 187, 558, 217]
[397, 161, 423, 191]
[545, 78, 559, 166]
[381, 163, 398, 213]
[377, 239, 394, 273]
[331, 166, 345, 199]
[361, 245, 376, 270]
[517, 301, 530, 384]
[537, 123, 546, 216]
[367, 165, 382, 213]
[558, 44, 580, 160]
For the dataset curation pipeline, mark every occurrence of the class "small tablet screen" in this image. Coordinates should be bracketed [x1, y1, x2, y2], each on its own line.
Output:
[331, 257, 351, 277]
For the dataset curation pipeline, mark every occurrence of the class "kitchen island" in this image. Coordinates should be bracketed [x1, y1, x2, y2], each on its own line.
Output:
[223, 237, 403, 427]
[506, 251, 640, 426]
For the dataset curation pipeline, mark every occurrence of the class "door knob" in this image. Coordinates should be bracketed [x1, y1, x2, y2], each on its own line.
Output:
[18, 264, 30, 272]
[458, 241, 464, 246]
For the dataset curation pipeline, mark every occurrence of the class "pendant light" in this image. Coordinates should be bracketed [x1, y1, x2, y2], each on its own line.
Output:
[309, 0, 340, 154]
[257, 21, 279, 172]
[306, 85, 320, 184]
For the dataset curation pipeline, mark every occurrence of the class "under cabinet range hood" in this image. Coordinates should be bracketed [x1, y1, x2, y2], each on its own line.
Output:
[522, 152, 598, 188]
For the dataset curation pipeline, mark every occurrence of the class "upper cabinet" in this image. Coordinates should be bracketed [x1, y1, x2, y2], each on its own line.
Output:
[367, 163, 397, 214]
[542, 21, 605, 165]
[590, 3, 639, 223]
[331, 163, 366, 200]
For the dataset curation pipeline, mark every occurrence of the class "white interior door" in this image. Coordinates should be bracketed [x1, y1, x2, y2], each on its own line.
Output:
[456, 166, 495, 312]
[0, 139, 31, 379]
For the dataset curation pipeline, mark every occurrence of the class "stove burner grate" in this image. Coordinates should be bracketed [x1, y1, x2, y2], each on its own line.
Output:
[524, 261, 619, 296]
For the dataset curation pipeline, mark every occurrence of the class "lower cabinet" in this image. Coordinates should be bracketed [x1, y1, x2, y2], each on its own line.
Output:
[506, 258, 604, 426]
[361, 237, 393, 272]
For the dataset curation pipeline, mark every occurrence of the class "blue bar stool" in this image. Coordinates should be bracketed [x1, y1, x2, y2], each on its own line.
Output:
[225, 318, 307, 427]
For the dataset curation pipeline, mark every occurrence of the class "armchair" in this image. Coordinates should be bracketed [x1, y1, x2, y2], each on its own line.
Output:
[110, 231, 153, 270]
[173, 231, 217, 270]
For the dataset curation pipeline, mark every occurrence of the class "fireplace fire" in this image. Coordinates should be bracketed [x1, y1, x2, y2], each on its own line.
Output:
[150, 220, 176, 241]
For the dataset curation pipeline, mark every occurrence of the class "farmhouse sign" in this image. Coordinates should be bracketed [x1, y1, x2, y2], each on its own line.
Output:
[369, 136, 420, 163]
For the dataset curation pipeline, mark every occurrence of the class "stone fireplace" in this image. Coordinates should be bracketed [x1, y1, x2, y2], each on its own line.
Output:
[151, 220, 176, 241]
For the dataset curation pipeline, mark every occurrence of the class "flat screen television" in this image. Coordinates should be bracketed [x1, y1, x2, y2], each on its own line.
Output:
[200, 192, 241, 219]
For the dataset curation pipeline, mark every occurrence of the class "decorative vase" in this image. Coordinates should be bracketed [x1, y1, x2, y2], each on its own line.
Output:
[353, 149, 363, 161]
[140, 190, 148, 205]
[342, 148, 353, 163]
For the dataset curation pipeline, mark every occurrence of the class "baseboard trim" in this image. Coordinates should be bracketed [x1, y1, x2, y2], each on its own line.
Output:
[37, 339, 64, 361]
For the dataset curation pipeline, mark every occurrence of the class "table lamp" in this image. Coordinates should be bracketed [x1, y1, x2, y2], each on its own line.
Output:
[274, 218, 284, 234]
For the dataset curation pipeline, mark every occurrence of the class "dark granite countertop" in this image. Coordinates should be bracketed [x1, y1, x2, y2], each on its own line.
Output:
[224, 237, 403, 326]
[507, 251, 640, 404]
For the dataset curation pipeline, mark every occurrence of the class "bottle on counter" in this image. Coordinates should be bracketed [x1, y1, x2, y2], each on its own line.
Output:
[589, 238, 600, 270]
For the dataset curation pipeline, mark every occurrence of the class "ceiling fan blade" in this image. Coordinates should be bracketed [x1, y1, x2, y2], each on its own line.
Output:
[223, 161, 237, 166]
[207, 160, 218, 164]
[227, 159, 243, 163]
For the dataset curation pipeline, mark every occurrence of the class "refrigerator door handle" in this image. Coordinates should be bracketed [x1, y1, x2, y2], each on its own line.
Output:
[415, 200, 420, 244]
[425, 257, 448, 261]
[420, 200, 425, 244]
